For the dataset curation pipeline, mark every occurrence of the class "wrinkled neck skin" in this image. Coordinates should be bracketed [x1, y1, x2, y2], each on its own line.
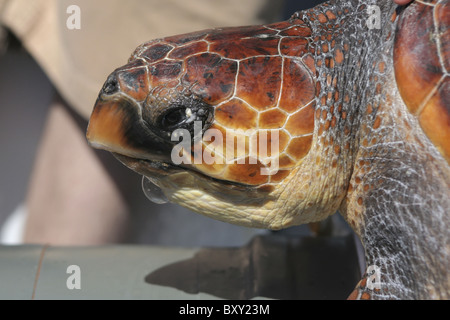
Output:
[290, 0, 450, 299]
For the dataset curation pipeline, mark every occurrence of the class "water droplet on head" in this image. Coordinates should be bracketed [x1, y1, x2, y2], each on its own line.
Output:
[142, 176, 169, 204]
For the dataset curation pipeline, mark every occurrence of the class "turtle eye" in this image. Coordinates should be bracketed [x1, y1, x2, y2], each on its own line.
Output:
[162, 108, 187, 128]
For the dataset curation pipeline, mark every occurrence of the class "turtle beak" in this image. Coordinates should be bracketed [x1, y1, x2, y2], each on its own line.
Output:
[86, 92, 172, 162]
[86, 98, 140, 157]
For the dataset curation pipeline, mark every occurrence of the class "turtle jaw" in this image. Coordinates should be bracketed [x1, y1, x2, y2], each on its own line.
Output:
[112, 152, 258, 194]
[111, 150, 287, 230]
[86, 97, 317, 230]
[86, 95, 174, 163]
[112, 153, 181, 179]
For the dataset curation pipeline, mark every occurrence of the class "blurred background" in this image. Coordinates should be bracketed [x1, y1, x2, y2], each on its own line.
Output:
[0, 0, 336, 248]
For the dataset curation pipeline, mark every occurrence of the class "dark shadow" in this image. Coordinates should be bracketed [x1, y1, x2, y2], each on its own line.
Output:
[145, 232, 361, 300]
[283, 0, 327, 19]
[258, 0, 327, 23]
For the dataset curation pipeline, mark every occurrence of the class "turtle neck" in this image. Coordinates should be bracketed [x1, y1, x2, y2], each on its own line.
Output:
[295, 0, 450, 299]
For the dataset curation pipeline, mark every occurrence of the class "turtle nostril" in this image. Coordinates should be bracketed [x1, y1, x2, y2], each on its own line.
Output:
[102, 74, 119, 95]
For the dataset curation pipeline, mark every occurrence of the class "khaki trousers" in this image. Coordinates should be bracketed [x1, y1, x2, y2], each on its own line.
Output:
[0, 0, 284, 119]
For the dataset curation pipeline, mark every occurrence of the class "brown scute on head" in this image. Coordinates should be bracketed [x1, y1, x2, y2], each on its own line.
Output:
[148, 61, 183, 88]
[255, 130, 290, 158]
[183, 53, 237, 104]
[141, 43, 173, 62]
[211, 36, 280, 60]
[169, 41, 209, 59]
[286, 135, 313, 161]
[116, 67, 149, 102]
[215, 98, 258, 130]
[285, 103, 315, 137]
[280, 37, 309, 58]
[258, 109, 288, 129]
[279, 59, 316, 113]
[236, 56, 282, 111]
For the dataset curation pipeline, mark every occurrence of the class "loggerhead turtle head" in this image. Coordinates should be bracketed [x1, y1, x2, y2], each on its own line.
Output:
[86, 22, 336, 230]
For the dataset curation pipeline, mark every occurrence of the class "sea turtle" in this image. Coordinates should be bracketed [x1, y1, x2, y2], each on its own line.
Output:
[86, 0, 449, 299]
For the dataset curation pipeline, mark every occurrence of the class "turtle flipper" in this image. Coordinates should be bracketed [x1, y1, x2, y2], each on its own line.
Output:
[342, 119, 450, 299]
